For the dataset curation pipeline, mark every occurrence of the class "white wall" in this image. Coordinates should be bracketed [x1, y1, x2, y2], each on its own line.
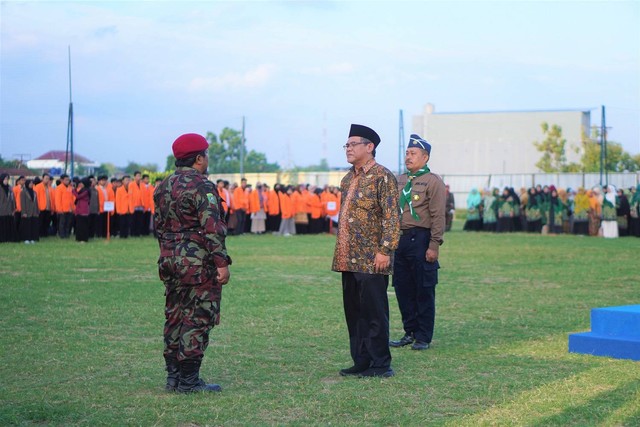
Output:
[413, 106, 590, 175]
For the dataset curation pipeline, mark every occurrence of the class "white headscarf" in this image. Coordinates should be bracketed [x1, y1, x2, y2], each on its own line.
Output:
[605, 185, 616, 205]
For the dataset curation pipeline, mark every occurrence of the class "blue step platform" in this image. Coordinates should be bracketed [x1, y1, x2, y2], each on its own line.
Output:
[568, 305, 640, 361]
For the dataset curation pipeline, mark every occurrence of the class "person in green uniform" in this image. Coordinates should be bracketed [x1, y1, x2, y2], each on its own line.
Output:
[154, 133, 232, 393]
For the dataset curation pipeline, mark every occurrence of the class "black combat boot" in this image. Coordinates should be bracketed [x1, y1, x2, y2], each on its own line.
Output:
[177, 359, 222, 393]
[164, 356, 180, 392]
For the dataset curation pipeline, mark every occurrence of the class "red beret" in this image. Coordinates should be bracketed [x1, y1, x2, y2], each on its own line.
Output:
[172, 133, 209, 159]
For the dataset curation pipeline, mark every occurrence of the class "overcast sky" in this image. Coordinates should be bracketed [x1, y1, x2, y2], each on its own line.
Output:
[1, 0, 639, 172]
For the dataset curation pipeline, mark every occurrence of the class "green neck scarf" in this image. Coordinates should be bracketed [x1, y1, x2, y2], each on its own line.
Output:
[399, 165, 430, 220]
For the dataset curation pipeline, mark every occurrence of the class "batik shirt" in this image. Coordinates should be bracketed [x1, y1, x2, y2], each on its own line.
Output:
[154, 167, 231, 269]
[332, 159, 400, 275]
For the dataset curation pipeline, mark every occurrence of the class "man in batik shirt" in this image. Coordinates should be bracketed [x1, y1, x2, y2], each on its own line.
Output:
[332, 124, 400, 378]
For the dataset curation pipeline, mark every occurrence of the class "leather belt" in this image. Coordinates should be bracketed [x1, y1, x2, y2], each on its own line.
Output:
[401, 227, 430, 235]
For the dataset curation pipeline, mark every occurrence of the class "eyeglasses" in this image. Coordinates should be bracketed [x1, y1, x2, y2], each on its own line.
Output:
[342, 142, 367, 150]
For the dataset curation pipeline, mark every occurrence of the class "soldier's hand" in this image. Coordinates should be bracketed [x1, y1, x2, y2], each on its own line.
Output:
[217, 266, 230, 285]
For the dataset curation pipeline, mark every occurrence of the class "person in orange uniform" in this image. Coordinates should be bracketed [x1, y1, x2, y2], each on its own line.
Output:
[265, 184, 281, 232]
[292, 185, 309, 234]
[325, 186, 341, 234]
[277, 185, 296, 236]
[12, 176, 25, 232]
[308, 187, 324, 234]
[141, 174, 152, 236]
[116, 175, 132, 238]
[34, 173, 55, 237]
[216, 179, 230, 222]
[107, 178, 119, 237]
[248, 182, 268, 234]
[232, 178, 249, 235]
[321, 185, 338, 233]
[95, 175, 109, 238]
[55, 174, 75, 238]
[128, 171, 145, 237]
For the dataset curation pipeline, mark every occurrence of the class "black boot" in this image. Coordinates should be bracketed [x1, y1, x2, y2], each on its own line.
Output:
[177, 359, 222, 393]
[164, 356, 180, 392]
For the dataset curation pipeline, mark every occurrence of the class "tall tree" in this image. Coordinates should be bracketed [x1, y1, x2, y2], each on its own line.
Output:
[0, 155, 18, 168]
[580, 128, 640, 172]
[94, 162, 118, 177]
[207, 127, 279, 173]
[123, 161, 158, 174]
[291, 158, 330, 172]
[165, 154, 176, 172]
[533, 122, 570, 172]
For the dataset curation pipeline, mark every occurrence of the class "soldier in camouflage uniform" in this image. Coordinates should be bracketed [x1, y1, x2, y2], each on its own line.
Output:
[154, 133, 232, 393]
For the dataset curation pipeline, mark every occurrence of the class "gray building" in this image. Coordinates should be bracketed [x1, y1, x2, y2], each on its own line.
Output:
[412, 104, 591, 175]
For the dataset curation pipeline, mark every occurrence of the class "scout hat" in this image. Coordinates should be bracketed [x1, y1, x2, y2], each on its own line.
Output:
[172, 133, 209, 159]
[407, 134, 431, 155]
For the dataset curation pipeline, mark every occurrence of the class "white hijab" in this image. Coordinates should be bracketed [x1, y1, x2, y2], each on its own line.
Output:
[605, 185, 616, 205]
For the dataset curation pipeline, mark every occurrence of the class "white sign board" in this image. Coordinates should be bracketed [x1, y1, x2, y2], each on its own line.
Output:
[103, 201, 115, 212]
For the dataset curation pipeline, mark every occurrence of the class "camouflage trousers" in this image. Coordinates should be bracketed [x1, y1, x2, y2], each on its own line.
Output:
[159, 256, 222, 362]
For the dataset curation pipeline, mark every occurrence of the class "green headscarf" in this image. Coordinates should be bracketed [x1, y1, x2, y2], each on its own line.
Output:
[632, 184, 640, 206]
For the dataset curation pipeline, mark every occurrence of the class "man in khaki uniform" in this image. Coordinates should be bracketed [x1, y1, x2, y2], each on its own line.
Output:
[390, 134, 446, 351]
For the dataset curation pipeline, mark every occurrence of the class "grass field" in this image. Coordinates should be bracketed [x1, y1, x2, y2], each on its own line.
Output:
[1, 221, 639, 426]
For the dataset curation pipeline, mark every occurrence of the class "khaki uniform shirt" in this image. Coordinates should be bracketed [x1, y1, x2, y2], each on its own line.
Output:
[397, 171, 446, 252]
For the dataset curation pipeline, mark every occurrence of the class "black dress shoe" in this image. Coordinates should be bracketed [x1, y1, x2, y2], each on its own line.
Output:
[411, 340, 430, 350]
[358, 367, 395, 378]
[339, 364, 370, 376]
[389, 334, 414, 347]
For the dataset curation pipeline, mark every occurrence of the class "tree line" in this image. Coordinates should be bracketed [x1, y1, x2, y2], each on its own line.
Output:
[534, 122, 640, 173]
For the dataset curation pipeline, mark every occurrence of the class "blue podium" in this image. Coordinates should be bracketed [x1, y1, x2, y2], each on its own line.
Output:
[568, 305, 640, 361]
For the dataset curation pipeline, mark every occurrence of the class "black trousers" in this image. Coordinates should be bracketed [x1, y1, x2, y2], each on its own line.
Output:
[39, 210, 52, 237]
[342, 272, 391, 369]
[234, 209, 246, 235]
[58, 212, 73, 238]
[119, 213, 131, 238]
[19, 217, 39, 242]
[267, 214, 281, 232]
[131, 210, 144, 236]
[393, 228, 438, 344]
[143, 211, 151, 235]
[75, 215, 89, 242]
[88, 213, 98, 238]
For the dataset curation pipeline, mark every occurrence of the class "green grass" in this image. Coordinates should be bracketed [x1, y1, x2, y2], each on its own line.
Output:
[1, 222, 639, 426]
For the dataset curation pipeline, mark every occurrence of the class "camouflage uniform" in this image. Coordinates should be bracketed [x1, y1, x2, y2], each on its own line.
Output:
[154, 167, 231, 364]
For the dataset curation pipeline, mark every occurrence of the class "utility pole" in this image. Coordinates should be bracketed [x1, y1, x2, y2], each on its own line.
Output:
[65, 45, 75, 178]
[240, 116, 245, 177]
[13, 153, 30, 168]
[599, 105, 606, 186]
[398, 109, 405, 175]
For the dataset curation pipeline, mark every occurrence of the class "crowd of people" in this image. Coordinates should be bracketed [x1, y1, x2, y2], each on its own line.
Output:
[0, 171, 158, 243]
[214, 179, 341, 236]
[0, 170, 345, 244]
[3, 169, 640, 244]
[463, 184, 640, 238]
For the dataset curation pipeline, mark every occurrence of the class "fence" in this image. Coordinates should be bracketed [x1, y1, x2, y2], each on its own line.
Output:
[440, 172, 640, 203]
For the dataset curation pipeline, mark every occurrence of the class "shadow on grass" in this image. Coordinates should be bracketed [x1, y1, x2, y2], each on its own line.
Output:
[531, 379, 640, 426]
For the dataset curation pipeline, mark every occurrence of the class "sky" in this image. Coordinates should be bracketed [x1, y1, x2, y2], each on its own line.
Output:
[1, 0, 639, 173]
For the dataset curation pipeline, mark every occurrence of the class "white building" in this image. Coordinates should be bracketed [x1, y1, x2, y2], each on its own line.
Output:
[412, 104, 591, 175]
[26, 150, 99, 176]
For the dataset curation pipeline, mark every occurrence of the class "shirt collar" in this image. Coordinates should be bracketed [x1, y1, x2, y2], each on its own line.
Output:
[353, 158, 376, 176]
